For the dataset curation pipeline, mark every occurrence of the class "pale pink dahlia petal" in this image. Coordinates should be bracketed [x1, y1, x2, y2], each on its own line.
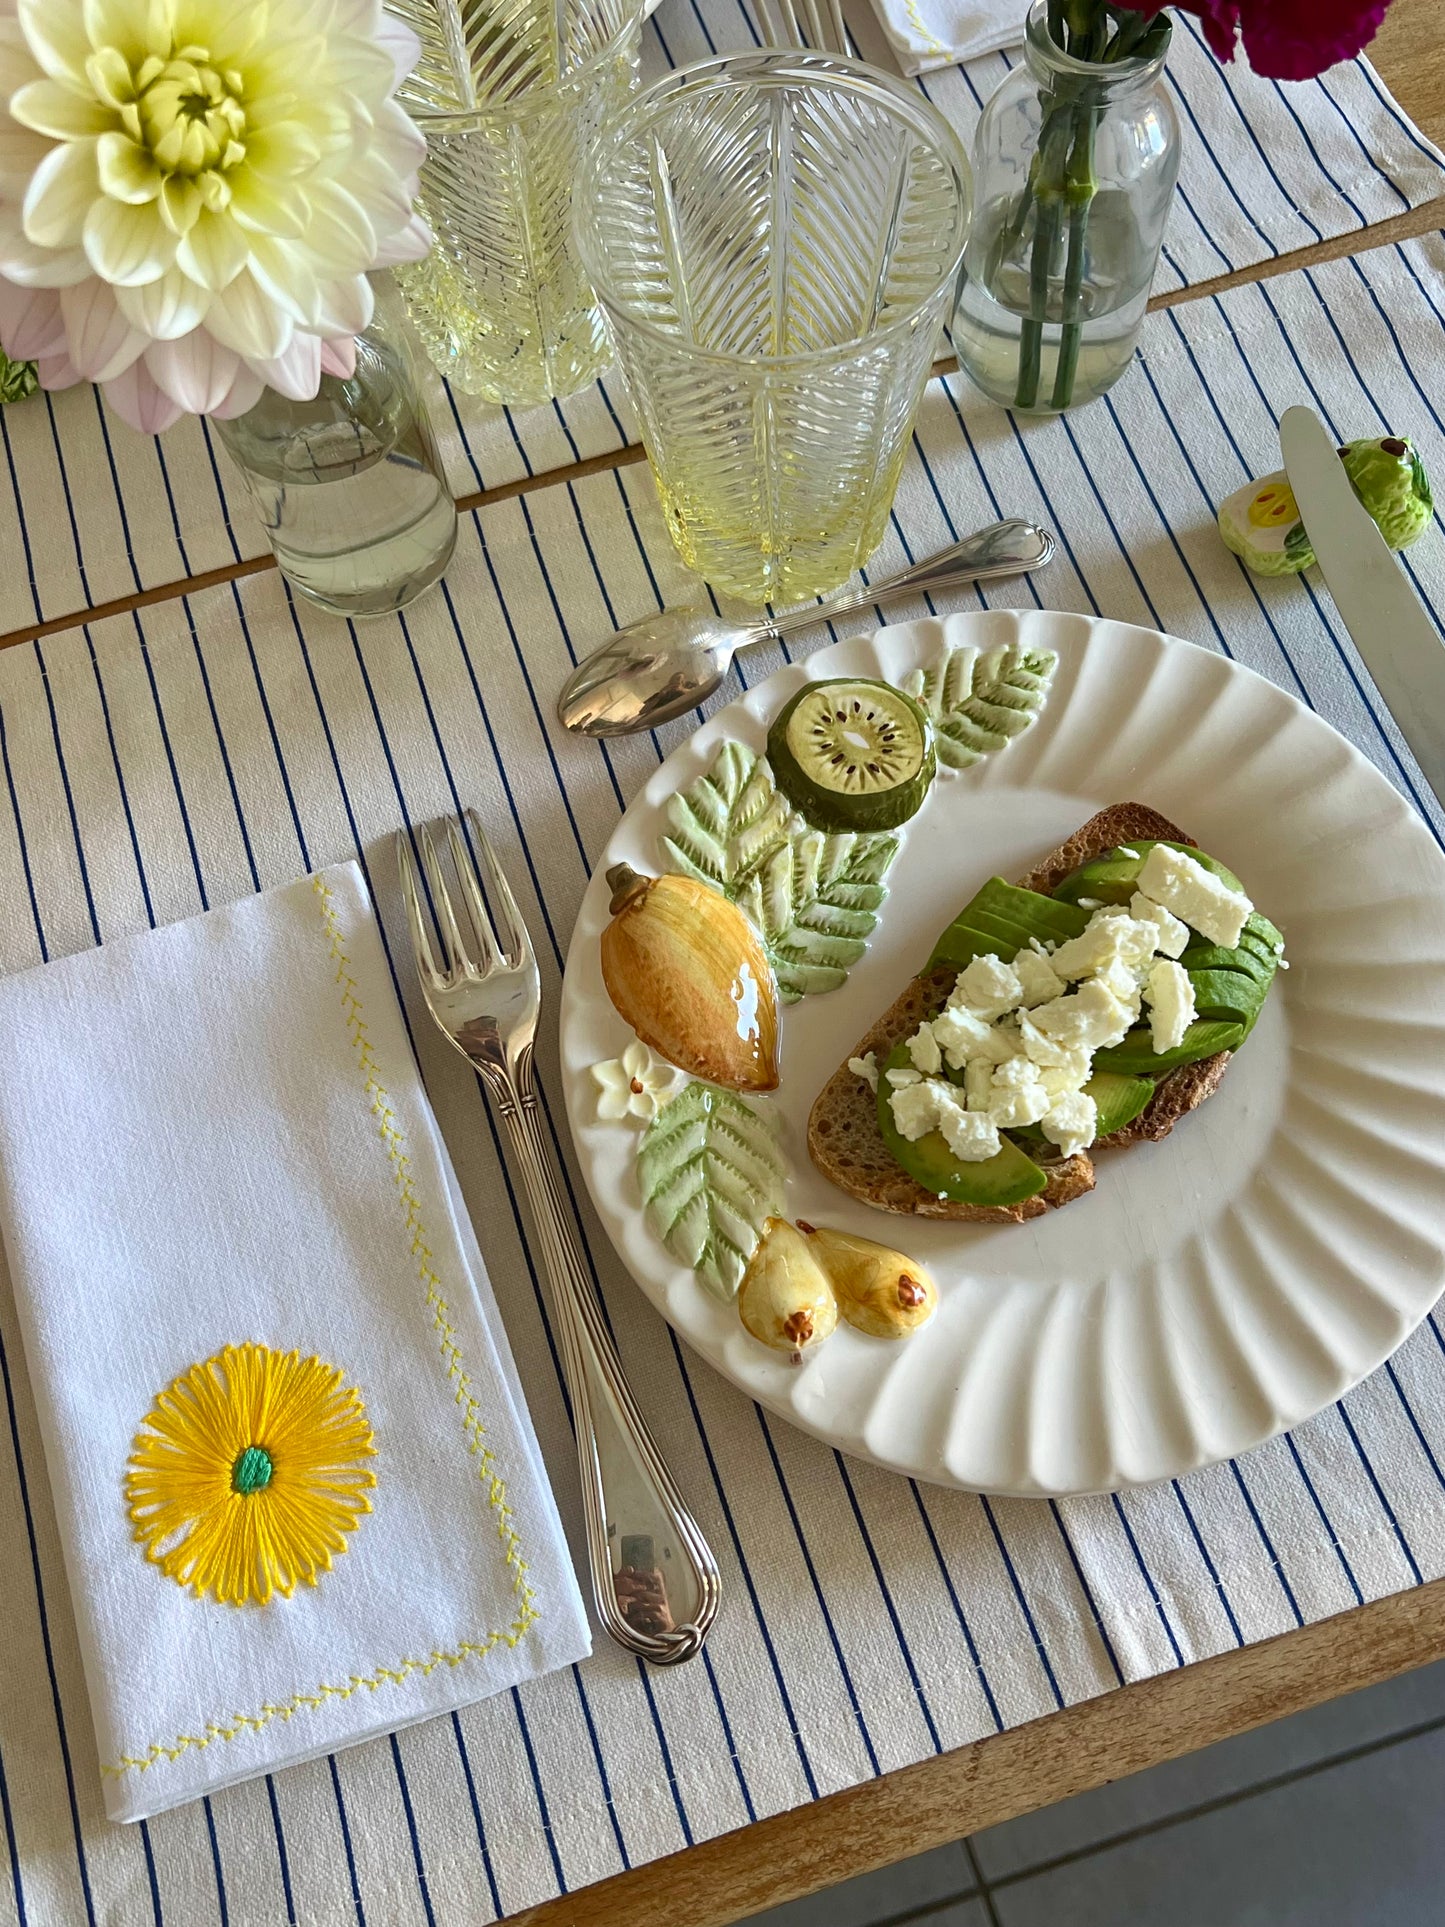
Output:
[143, 331, 241, 414]
[371, 208, 432, 269]
[314, 272, 374, 340]
[0, 277, 65, 357]
[374, 12, 423, 89]
[319, 333, 356, 378]
[207, 361, 265, 420]
[36, 349, 82, 388]
[59, 278, 147, 380]
[102, 358, 185, 434]
[248, 329, 321, 400]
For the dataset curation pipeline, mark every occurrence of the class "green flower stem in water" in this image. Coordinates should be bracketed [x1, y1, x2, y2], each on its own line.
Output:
[1051, 102, 1098, 410]
[1012, 3, 1170, 413]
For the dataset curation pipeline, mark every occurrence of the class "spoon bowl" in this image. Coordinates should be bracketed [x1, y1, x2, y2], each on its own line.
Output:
[556, 520, 1055, 737]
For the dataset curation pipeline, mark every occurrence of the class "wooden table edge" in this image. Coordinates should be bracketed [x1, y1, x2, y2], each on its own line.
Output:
[2, 199, 1441, 657]
[506, 1576, 1445, 1927]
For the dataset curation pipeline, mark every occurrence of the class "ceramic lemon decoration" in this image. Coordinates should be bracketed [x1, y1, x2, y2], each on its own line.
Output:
[1219, 434, 1433, 576]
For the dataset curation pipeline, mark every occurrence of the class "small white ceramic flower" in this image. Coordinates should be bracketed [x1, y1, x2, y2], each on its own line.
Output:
[0, 0, 433, 431]
[591, 1041, 685, 1123]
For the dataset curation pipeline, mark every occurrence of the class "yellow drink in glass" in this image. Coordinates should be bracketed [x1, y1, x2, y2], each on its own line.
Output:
[576, 53, 971, 605]
[388, 0, 643, 405]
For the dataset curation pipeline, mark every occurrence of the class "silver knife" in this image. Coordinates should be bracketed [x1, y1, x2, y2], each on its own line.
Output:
[1278, 406, 1445, 809]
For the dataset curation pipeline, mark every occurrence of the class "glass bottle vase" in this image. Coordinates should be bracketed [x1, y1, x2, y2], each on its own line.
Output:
[214, 302, 457, 619]
[952, 0, 1180, 414]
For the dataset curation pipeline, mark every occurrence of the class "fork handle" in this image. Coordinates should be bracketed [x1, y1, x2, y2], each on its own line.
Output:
[498, 1085, 721, 1664]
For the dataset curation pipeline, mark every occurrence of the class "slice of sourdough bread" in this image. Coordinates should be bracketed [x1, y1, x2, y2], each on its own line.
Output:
[806, 803, 1232, 1223]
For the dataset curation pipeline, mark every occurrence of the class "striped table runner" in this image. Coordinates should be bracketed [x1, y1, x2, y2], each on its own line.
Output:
[0, 9, 1440, 638]
[2, 231, 1445, 1927]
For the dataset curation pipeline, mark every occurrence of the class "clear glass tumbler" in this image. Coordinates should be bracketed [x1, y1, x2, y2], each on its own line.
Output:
[388, 0, 644, 404]
[575, 52, 971, 606]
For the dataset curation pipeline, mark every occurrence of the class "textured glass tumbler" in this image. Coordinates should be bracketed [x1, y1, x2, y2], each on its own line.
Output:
[388, 0, 643, 404]
[576, 53, 970, 606]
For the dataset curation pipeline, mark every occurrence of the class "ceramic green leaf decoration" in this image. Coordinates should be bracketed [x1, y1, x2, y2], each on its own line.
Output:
[0, 352, 37, 405]
[903, 643, 1058, 770]
[661, 742, 899, 1002]
[660, 741, 793, 892]
[637, 1081, 786, 1299]
[734, 827, 899, 1002]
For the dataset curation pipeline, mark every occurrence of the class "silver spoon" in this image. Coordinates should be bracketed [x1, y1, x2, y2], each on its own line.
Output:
[557, 518, 1055, 738]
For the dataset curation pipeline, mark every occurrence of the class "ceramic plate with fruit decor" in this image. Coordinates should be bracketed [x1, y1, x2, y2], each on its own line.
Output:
[559, 611, 1445, 1495]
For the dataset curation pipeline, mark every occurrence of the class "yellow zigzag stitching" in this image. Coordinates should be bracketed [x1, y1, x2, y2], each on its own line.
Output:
[102, 877, 540, 1777]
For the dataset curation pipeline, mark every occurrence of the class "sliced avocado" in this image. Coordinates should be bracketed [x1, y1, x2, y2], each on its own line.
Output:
[1052, 839, 1246, 906]
[876, 1044, 1047, 1206]
[1014, 1068, 1155, 1143]
[1093, 1019, 1244, 1075]
[929, 877, 1087, 971]
[1087, 1069, 1157, 1135]
[1187, 967, 1271, 1030]
[1181, 940, 1276, 986]
[1243, 910, 1285, 954]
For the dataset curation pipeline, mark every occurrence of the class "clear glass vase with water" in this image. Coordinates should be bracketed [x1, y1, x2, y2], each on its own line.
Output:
[214, 302, 457, 619]
[953, 1, 1180, 415]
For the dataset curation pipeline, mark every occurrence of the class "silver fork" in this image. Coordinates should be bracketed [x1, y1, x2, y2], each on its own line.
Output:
[397, 811, 721, 1664]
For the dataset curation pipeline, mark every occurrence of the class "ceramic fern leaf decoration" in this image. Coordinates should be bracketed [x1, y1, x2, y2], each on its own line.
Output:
[660, 742, 794, 890]
[661, 744, 899, 1002]
[904, 643, 1057, 770]
[734, 829, 900, 1002]
[637, 1082, 786, 1299]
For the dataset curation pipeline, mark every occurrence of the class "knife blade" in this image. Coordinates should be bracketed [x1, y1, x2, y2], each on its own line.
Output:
[1278, 405, 1445, 810]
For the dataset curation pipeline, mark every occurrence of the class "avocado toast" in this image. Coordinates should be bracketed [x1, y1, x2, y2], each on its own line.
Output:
[807, 803, 1283, 1225]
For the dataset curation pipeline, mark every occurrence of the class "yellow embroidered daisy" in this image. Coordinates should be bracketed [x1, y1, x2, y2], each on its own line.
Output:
[125, 1343, 377, 1608]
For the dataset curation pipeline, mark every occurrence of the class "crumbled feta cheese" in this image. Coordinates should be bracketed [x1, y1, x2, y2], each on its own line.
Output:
[848, 1052, 878, 1093]
[1029, 978, 1136, 1051]
[1041, 1089, 1098, 1158]
[950, 953, 1024, 1019]
[1017, 1011, 1073, 1068]
[888, 1079, 944, 1141]
[907, 1022, 943, 1075]
[1137, 844, 1252, 948]
[938, 1103, 1002, 1163]
[1076, 896, 1103, 909]
[934, 1005, 1015, 1067]
[1145, 959, 1196, 1053]
[1049, 911, 1157, 982]
[1129, 892, 1189, 959]
[886, 1067, 921, 1086]
[1040, 1056, 1091, 1099]
[1014, 947, 1065, 1008]
[1095, 958, 1145, 1011]
[1117, 847, 1140, 860]
[964, 1059, 994, 1111]
[987, 1059, 1050, 1128]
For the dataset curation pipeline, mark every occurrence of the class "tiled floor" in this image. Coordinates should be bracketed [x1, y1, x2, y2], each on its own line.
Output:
[747, 1657, 1445, 1927]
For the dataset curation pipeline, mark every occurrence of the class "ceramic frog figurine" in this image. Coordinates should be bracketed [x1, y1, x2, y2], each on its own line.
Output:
[1218, 434, 1433, 577]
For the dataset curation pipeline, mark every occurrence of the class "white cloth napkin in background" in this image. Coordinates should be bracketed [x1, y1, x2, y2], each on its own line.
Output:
[0, 861, 590, 1822]
[865, 0, 1020, 75]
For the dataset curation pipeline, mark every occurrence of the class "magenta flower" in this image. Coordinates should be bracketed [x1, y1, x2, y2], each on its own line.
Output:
[1117, 0, 1393, 80]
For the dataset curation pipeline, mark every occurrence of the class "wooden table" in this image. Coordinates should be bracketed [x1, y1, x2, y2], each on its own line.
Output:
[3, 7, 1441, 1922]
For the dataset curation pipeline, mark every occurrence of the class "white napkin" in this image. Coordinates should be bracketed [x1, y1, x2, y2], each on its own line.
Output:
[865, 0, 1020, 74]
[0, 861, 590, 1823]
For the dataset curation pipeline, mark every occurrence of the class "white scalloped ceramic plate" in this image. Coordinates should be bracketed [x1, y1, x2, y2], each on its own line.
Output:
[559, 612, 1445, 1494]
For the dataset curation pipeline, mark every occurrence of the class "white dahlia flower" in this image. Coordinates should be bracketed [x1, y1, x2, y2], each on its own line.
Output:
[0, 0, 432, 431]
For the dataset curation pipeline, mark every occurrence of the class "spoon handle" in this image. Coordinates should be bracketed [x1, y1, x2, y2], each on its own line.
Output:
[759, 519, 1054, 644]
